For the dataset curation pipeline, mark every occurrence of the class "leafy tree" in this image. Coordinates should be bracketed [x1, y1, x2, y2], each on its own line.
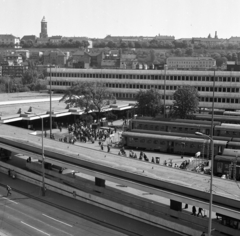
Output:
[175, 48, 182, 56]
[135, 89, 162, 117]
[106, 111, 117, 124]
[60, 81, 113, 121]
[185, 47, 193, 56]
[172, 86, 199, 119]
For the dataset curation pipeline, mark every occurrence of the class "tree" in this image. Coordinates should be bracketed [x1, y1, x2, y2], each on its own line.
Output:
[60, 81, 113, 121]
[185, 47, 193, 56]
[135, 89, 162, 117]
[172, 86, 199, 119]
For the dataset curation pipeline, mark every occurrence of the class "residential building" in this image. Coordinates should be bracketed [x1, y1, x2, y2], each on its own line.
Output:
[40, 16, 48, 38]
[192, 31, 224, 46]
[228, 37, 240, 44]
[120, 53, 138, 69]
[2, 65, 25, 77]
[30, 51, 43, 61]
[104, 35, 155, 42]
[0, 34, 20, 45]
[21, 35, 37, 43]
[15, 50, 30, 59]
[37, 38, 49, 44]
[43, 50, 69, 66]
[49, 36, 62, 43]
[167, 57, 216, 70]
[155, 34, 175, 41]
[5, 53, 23, 65]
[71, 50, 91, 68]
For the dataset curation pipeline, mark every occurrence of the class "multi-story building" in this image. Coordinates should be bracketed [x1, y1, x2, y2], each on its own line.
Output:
[15, 50, 30, 59]
[46, 68, 240, 110]
[49, 36, 62, 43]
[2, 65, 25, 77]
[167, 57, 216, 70]
[227, 37, 240, 44]
[155, 34, 175, 42]
[5, 53, 23, 65]
[104, 35, 155, 42]
[21, 35, 37, 43]
[192, 31, 224, 47]
[43, 50, 69, 66]
[0, 34, 20, 45]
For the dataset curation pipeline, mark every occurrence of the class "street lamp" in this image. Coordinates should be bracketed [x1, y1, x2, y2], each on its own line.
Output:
[48, 65, 52, 137]
[195, 132, 214, 236]
[34, 114, 46, 196]
[163, 64, 168, 118]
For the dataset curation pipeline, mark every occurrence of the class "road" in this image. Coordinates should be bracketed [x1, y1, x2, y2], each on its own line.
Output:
[0, 187, 127, 236]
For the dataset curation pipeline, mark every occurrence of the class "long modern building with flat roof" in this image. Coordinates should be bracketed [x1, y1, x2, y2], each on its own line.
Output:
[46, 68, 240, 110]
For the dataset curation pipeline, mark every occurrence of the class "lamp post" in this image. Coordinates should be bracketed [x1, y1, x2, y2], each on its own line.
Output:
[49, 65, 52, 137]
[195, 132, 214, 236]
[163, 64, 168, 118]
[35, 114, 45, 196]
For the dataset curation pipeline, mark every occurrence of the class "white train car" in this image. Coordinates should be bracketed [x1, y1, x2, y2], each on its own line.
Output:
[46, 68, 240, 110]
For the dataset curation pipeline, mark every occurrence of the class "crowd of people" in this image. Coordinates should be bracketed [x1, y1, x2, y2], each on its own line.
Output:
[46, 121, 116, 145]
[117, 148, 160, 164]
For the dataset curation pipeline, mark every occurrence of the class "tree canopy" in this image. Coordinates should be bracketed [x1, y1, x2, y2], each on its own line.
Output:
[135, 89, 162, 117]
[172, 86, 199, 119]
[59, 81, 114, 120]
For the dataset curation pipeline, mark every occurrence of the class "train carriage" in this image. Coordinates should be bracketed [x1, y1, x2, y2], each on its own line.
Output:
[131, 129, 233, 142]
[130, 119, 212, 135]
[214, 155, 240, 180]
[122, 132, 227, 156]
[215, 125, 240, 137]
[194, 114, 240, 124]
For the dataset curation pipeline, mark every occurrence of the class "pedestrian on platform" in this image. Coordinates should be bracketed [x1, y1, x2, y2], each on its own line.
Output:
[197, 207, 204, 217]
[101, 143, 104, 151]
[6, 185, 12, 196]
[184, 204, 188, 209]
[44, 130, 47, 138]
[107, 144, 110, 153]
[191, 206, 196, 216]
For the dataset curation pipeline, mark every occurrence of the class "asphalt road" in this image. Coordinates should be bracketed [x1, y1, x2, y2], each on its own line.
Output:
[0, 188, 126, 236]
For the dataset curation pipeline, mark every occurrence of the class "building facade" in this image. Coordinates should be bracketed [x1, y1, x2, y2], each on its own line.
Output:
[43, 50, 68, 66]
[46, 68, 240, 110]
[167, 57, 216, 70]
[2, 65, 25, 77]
[0, 35, 20, 45]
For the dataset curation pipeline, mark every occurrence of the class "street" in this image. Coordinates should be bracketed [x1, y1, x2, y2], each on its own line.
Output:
[0, 187, 126, 236]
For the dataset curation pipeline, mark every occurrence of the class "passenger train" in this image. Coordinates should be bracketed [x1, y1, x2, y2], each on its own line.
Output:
[128, 119, 240, 138]
[121, 131, 240, 157]
[47, 68, 240, 110]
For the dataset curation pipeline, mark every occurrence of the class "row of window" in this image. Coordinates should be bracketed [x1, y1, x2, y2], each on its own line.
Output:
[48, 72, 240, 82]
[128, 137, 204, 148]
[49, 81, 240, 93]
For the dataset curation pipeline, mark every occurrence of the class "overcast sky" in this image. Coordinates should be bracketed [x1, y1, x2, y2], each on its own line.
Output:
[1, 0, 239, 39]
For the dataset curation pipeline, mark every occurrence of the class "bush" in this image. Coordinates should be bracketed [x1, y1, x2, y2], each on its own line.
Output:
[19, 86, 30, 92]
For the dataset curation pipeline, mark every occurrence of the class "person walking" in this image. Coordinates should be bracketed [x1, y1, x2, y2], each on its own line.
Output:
[107, 144, 110, 153]
[191, 206, 196, 216]
[6, 185, 12, 196]
[197, 207, 204, 217]
[101, 142, 104, 151]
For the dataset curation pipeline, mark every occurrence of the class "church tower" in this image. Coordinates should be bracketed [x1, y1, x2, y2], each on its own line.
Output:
[40, 16, 48, 38]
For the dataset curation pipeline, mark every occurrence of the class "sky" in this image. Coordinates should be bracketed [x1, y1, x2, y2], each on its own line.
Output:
[0, 0, 240, 39]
